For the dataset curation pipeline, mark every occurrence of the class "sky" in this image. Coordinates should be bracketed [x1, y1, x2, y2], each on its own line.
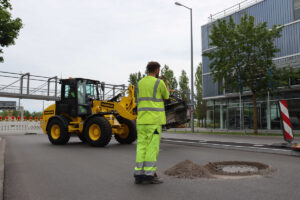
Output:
[0, 0, 242, 112]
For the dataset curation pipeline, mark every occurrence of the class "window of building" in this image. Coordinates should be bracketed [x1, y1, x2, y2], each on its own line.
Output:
[295, 0, 300, 20]
[207, 25, 213, 48]
[218, 79, 224, 95]
[206, 100, 214, 128]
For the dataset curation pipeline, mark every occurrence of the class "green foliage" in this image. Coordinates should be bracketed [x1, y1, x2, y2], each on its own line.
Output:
[128, 71, 143, 87]
[179, 70, 190, 99]
[202, 14, 289, 133]
[203, 14, 283, 95]
[32, 111, 43, 118]
[0, 0, 23, 62]
[160, 65, 178, 90]
[0, 110, 42, 118]
[128, 71, 144, 99]
[195, 63, 206, 123]
[0, 0, 12, 9]
[271, 66, 300, 90]
[23, 110, 30, 118]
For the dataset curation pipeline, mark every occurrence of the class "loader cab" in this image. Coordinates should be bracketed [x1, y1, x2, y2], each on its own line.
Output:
[56, 78, 100, 117]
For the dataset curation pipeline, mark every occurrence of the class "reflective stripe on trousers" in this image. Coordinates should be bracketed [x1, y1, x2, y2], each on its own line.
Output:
[134, 125, 161, 176]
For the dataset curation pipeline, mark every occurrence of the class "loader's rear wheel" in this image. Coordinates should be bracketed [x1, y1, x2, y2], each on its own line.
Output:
[84, 117, 112, 147]
[47, 118, 70, 145]
[115, 118, 137, 144]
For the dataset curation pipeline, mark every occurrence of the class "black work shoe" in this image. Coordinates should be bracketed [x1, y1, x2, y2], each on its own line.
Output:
[150, 176, 164, 184]
[141, 176, 164, 184]
[134, 175, 145, 184]
[134, 179, 144, 184]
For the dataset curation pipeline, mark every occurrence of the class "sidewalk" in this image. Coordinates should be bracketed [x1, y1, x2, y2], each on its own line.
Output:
[0, 138, 5, 200]
[162, 131, 299, 146]
[167, 127, 300, 134]
[162, 131, 300, 157]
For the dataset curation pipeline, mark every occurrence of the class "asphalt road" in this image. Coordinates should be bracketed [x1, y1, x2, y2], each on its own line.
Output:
[3, 135, 300, 200]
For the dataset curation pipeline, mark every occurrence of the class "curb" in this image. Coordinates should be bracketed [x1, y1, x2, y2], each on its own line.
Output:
[0, 138, 5, 200]
[161, 137, 300, 157]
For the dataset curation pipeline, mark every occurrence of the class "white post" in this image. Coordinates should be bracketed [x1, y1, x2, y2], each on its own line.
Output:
[267, 91, 271, 130]
[220, 104, 223, 129]
[239, 93, 242, 129]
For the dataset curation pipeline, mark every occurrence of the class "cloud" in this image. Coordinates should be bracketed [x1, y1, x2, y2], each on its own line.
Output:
[1, 0, 242, 111]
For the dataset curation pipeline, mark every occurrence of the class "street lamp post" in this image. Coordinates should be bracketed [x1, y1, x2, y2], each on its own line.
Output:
[175, 2, 194, 133]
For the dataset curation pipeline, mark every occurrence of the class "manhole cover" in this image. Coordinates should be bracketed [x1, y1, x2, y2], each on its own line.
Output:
[205, 161, 274, 177]
[219, 165, 258, 173]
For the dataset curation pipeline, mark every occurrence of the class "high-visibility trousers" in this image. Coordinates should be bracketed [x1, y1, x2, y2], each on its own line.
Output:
[134, 124, 162, 176]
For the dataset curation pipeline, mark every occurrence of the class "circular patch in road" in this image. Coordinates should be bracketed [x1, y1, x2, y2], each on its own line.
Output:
[204, 161, 274, 178]
[164, 160, 275, 180]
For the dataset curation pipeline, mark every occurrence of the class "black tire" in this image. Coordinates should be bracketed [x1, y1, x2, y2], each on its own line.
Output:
[47, 118, 70, 145]
[84, 117, 112, 147]
[78, 134, 86, 143]
[115, 117, 137, 144]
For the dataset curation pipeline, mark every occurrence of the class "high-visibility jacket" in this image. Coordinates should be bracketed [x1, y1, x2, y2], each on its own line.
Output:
[136, 76, 169, 125]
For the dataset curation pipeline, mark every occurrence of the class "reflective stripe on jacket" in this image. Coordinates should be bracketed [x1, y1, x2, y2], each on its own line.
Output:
[136, 76, 169, 125]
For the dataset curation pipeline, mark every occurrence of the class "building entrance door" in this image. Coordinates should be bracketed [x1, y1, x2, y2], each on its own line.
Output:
[228, 107, 241, 129]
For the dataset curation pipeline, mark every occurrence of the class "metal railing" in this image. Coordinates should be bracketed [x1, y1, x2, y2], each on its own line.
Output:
[208, 0, 264, 23]
[0, 71, 60, 101]
[0, 71, 129, 101]
[99, 82, 126, 100]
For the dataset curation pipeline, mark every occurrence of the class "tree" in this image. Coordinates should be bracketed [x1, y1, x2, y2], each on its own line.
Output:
[0, 0, 23, 62]
[179, 70, 189, 100]
[202, 14, 298, 134]
[160, 65, 178, 90]
[128, 71, 143, 87]
[128, 71, 144, 99]
[195, 63, 206, 127]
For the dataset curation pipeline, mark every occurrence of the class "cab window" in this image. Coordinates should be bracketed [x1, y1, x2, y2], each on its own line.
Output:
[77, 80, 86, 104]
[64, 84, 75, 99]
[86, 83, 99, 100]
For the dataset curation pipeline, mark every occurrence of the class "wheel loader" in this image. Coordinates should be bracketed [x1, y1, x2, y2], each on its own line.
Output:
[41, 77, 190, 147]
[41, 78, 137, 147]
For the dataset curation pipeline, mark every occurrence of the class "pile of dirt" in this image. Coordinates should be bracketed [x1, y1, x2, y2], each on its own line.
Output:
[164, 160, 213, 179]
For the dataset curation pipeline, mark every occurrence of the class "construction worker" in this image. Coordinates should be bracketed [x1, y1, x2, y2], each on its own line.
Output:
[134, 61, 169, 184]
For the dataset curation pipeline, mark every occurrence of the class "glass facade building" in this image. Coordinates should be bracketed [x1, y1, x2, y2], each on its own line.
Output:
[201, 0, 300, 130]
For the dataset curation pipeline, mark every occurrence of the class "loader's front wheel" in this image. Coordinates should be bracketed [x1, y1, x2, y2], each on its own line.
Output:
[115, 117, 137, 144]
[84, 117, 112, 147]
[47, 118, 70, 145]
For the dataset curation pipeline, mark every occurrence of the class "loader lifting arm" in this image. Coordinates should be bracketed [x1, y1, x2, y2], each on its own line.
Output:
[93, 85, 137, 120]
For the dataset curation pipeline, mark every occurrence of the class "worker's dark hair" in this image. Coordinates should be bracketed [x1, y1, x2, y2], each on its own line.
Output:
[146, 61, 161, 74]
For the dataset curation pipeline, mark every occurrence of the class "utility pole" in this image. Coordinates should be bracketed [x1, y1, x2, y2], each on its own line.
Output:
[175, 2, 194, 132]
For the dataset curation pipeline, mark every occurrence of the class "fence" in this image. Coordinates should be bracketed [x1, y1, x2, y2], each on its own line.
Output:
[0, 121, 43, 134]
[208, 0, 264, 22]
